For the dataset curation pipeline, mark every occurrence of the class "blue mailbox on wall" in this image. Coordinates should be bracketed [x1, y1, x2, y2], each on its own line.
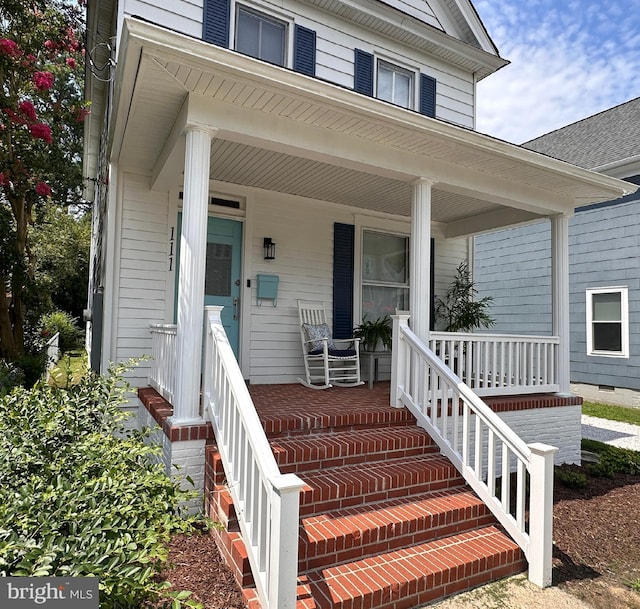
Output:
[257, 274, 279, 306]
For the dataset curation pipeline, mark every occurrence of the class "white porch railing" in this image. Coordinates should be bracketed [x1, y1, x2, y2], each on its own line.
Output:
[202, 306, 305, 609]
[429, 331, 560, 396]
[392, 316, 557, 587]
[149, 324, 177, 403]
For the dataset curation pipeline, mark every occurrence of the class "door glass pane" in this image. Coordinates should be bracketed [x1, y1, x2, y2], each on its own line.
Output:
[593, 323, 622, 351]
[363, 232, 408, 283]
[592, 292, 621, 321]
[205, 243, 232, 297]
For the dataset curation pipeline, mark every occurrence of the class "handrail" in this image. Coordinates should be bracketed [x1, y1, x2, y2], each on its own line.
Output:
[202, 306, 305, 609]
[429, 331, 560, 396]
[392, 316, 557, 587]
[149, 324, 177, 403]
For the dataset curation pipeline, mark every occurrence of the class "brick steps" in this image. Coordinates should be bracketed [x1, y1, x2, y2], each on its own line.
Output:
[271, 426, 439, 474]
[298, 454, 463, 516]
[206, 399, 527, 609]
[299, 488, 494, 571]
[300, 526, 526, 609]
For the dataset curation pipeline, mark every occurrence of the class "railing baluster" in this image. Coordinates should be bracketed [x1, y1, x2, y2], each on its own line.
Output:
[487, 429, 496, 495]
[501, 443, 510, 513]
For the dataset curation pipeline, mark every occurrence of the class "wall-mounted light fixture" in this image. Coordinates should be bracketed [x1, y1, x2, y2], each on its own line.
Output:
[263, 237, 276, 260]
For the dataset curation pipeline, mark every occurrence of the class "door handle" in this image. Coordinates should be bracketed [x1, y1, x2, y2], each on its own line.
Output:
[233, 297, 239, 320]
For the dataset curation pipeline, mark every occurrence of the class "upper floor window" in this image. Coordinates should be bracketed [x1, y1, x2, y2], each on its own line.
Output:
[586, 287, 629, 358]
[236, 6, 286, 66]
[377, 61, 413, 109]
[354, 49, 436, 117]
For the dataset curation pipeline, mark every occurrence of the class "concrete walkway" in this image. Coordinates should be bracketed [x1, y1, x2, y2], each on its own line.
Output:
[581, 414, 640, 451]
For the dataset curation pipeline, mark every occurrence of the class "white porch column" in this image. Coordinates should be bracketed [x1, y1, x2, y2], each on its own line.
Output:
[172, 126, 215, 424]
[410, 178, 435, 342]
[551, 214, 571, 395]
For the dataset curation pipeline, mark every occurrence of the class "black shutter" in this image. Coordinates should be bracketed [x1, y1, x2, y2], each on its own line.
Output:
[294, 25, 316, 76]
[333, 223, 355, 339]
[203, 0, 230, 47]
[354, 49, 374, 96]
[420, 74, 436, 117]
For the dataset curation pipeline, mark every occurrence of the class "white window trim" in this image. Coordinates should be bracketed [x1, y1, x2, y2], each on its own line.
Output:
[373, 53, 419, 110]
[231, 2, 294, 68]
[586, 286, 629, 358]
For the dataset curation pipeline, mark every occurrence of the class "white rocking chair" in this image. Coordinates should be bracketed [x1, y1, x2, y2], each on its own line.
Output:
[297, 300, 364, 389]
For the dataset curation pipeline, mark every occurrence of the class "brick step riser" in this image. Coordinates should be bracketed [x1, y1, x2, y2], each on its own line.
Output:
[264, 416, 417, 439]
[320, 559, 528, 609]
[275, 444, 440, 474]
[299, 475, 466, 517]
[299, 512, 496, 572]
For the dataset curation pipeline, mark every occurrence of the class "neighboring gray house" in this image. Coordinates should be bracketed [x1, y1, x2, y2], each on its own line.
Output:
[475, 97, 640, 407]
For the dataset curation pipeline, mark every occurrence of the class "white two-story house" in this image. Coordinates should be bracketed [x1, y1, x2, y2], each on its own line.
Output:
[83, 1, 634, 607]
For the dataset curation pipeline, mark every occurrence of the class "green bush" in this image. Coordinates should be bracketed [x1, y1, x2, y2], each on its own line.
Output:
[0, 361, 201, 608]
[40, 310, 83, 354]
[0, 360, 24, 395]
[555, 467, 587, 489]
[582, 439, 640, 477]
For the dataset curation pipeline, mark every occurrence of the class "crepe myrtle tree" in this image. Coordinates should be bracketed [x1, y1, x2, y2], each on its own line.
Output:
[0, 0, 88, 360]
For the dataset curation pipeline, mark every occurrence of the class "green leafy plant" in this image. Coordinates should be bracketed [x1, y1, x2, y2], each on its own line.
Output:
[40, 310, 83, 353]
[0, 360, 202, 608]
[555, 467, 587, 489]
[353, 315, 392, 351]
[582, 439, 640, 476]
[0, 359, 24, 395]
[435, 261, 495, 332]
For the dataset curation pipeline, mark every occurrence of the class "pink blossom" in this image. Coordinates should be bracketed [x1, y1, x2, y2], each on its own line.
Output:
[0, 38, 20, 57]
[29, 123, 52, 144]
[44, 40, 57, 50]
[75, 107, 90, 123]
[66, 57, 76, 69]
[18, 100, 37, 121]
[33, 71, 54, 91]
[35, 181, 51, 196]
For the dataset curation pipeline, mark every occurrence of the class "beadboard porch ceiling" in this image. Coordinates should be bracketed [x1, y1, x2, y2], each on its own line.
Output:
[109, 18, 635, 238]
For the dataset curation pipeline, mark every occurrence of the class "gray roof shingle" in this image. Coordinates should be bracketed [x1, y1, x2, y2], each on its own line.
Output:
[523, 97, 640, 170]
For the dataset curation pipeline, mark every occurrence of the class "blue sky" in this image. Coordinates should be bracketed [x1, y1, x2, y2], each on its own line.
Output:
[474, 0, 640, 143]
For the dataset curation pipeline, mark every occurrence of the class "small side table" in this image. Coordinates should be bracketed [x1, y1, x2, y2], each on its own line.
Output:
[361, 350, 391, 389]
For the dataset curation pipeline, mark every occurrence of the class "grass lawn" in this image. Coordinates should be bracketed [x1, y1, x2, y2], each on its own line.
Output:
[48, 350, 88, 387]
[582, 400, 640, 426]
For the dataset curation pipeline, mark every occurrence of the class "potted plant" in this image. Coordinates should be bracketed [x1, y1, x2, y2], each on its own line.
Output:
[434, 261, 495, 332]
[353, 315, 393, 352]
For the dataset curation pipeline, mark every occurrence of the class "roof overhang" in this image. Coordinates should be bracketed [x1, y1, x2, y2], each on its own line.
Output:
[104, 18, 636, 238]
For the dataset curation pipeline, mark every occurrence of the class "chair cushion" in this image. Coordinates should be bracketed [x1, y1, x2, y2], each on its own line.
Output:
[309, 348, 356, 357]
[302, 323, 335, 353]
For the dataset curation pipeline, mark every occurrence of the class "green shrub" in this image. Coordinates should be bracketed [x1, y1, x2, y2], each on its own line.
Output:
[40, 310, 83, 354]
[0, 361, 201, 608]
[0, 360, 24, 395]
[556, 467, 587, 489]
[582, 439, 640, 477]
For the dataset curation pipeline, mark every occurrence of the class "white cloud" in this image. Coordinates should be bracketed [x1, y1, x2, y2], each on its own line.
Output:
[475, 0, 640, 143]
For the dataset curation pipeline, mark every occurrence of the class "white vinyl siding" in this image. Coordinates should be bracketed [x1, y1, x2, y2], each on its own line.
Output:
[586, 287, 629, 358]
[122, 0, 476, 128]
[116, 173, 169, 386]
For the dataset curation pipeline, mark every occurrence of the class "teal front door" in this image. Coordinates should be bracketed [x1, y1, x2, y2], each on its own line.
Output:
[204, 217, 243, 356]
[176, 215, 243, 357]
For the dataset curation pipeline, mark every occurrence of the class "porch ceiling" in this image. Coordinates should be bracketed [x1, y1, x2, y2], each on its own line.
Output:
[110, 18, 636, 238]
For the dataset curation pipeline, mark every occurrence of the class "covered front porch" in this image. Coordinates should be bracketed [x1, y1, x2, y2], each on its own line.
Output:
[141, 306, 584, 609]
